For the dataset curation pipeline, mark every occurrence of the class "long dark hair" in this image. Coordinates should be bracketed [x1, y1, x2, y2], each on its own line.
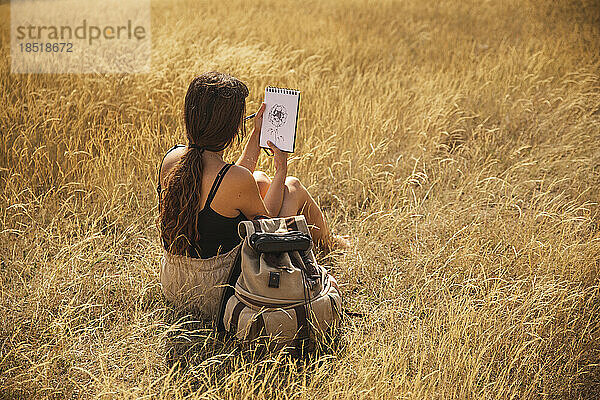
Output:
[160, 72, 249, 256]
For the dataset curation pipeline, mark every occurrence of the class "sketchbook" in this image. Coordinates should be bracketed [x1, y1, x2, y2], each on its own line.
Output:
[259, 86, 301, 153]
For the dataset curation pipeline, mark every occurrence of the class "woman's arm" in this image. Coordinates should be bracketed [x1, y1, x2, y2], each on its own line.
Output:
[236, 103, 265, 172]
[234, 141, 288, 218]
[261, 142, 287, 216]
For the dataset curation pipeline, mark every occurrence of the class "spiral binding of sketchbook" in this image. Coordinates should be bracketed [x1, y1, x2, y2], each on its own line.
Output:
[266, 86, 301, 96]
[260, 86, 301, 153]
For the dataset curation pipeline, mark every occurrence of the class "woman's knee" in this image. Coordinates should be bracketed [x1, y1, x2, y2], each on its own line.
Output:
[253, 170, 271, 184]
[282, 176, 308, 214]
[253, 171, 271, 198]
[285, 176, 303, 192]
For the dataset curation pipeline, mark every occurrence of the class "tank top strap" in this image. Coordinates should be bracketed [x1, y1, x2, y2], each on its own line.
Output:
[203, 163, 234, 210]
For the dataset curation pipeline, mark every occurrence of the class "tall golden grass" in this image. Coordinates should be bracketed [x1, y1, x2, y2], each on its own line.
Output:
[1, 0, 599, 398]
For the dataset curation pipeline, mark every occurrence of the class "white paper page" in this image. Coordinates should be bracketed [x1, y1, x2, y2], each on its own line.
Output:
[259, 87, 300, 153]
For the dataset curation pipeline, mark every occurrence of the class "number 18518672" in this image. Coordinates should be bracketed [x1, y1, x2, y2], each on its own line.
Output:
[19, 42, 73, 53]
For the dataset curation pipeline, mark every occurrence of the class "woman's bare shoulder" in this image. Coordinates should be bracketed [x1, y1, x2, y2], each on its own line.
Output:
[211, 164, 261, 213]
[217, 165, 262, 200]
[160, 145, 187, 186]
[224, 164, 257, 187]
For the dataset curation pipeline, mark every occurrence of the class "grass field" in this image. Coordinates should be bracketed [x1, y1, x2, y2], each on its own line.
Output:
[1, 0, 600, 398]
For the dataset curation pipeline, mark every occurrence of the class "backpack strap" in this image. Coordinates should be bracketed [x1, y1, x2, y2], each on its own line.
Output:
[294, 304, 310, 339]
[217, 245, 242, 333]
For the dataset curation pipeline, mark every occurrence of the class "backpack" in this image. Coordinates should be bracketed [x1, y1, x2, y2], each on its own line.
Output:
[218, 215, 342, 354]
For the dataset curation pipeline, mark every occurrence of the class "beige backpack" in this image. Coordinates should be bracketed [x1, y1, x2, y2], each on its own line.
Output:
[219, 216, 342, 354]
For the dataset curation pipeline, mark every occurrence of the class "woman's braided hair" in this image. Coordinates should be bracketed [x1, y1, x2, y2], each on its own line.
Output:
[160, 72, 249, 256]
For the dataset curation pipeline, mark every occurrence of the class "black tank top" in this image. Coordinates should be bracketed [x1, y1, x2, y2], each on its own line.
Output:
[157, 145, 247, 259]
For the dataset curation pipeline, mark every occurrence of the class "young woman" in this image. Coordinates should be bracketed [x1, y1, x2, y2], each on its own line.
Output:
[158, 71, 346, 261]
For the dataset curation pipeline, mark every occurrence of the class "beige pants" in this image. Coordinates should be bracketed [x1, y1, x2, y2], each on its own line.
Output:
[159, 244, 240, 320]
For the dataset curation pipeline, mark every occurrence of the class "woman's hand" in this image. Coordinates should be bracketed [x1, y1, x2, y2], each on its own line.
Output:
[267, 140, 288, 174]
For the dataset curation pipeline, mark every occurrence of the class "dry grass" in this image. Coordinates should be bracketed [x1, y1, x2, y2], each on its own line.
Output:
[1, 0, 600, 398]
